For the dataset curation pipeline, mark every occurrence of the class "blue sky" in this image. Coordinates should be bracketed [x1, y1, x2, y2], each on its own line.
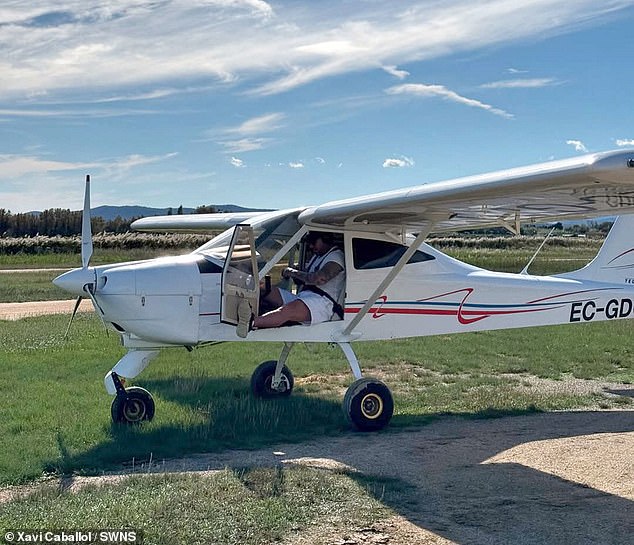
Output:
[2, 0, 634, 213]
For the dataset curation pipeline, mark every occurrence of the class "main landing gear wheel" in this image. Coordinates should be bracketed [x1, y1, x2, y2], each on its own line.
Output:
[251, 360, 294, 398]
[111, 386, 156, 424]
[343, 378, 394, 431]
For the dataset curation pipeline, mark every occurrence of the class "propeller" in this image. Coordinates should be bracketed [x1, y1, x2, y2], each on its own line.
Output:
[81, 174, 93, 268]
[61, 175, 105, 339]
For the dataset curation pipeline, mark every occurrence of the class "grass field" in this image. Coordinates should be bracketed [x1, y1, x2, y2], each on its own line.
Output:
[1, 238, 632, 543]
[0, 249, 194, 303]
[1, 313, 632, 486]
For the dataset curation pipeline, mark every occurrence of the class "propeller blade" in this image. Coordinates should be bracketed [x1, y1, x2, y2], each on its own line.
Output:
[63, 296, 83, 340]
[81, 174, 93, 269]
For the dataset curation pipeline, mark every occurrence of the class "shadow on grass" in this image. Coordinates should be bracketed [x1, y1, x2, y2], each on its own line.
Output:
[47, 375, 347, 476]
[45, 372, 548, 478]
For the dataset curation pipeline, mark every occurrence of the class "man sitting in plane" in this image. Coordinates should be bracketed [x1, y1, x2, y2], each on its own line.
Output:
[237, 231, 345, 336]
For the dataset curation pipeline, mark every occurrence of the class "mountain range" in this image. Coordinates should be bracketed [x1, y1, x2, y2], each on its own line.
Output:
[89, 204, 269, 221]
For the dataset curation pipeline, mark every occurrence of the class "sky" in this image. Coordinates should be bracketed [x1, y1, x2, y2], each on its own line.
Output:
[2, 0, 634, 213]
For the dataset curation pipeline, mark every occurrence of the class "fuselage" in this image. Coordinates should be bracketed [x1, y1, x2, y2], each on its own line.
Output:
[54, 228, 634, 347]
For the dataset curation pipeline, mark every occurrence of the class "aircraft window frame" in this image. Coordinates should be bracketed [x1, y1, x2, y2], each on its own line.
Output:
[352, 238, 435, 270]
[194, 211, 302, 268]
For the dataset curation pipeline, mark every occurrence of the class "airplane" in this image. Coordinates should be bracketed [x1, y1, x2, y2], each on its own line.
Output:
[53, 149, 634, 431]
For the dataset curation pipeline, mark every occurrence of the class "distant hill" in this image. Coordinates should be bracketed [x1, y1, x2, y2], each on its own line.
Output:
[90, 204, 270, 221]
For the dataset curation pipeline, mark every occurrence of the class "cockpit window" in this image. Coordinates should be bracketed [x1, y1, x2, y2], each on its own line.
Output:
[194, 210, 302, 266]
[352, 238, 435, 270]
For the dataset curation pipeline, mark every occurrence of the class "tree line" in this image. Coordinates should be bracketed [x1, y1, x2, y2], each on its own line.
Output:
[0, 208, 136, 237]
[0, 205, 218, 237]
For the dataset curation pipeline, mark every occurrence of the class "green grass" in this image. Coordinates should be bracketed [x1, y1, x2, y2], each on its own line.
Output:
[0, 314, 632, 486]
[0, 270, 71, 302]
[1, 240, 629, 542]
[0, 468, 391, 545]
[441, 244, 600, 274]
[0, 249, 193, 302]
[0, 249, 175, 269]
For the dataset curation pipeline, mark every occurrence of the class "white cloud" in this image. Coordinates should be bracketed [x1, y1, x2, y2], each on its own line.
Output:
[213, 112, 284, 153]
[219, 137, 273, 153]
[566, 140, 588, 153]
[288, 161, 304, 169]
[480, 78, 558, 89]
[383, 65, 410, 80]
[0, 1, 630, 99]
[382, 156, 414, 168]
[616, 139, 634, 147]
[0, 107, 160, 118]
[224, 112, 286, 136]
[0, 152, 176, 177]
[109, 153, 178, 170]
[0, 155, 91, 177]
[230, 156, 245, 167]
[386, 83, 513, 119]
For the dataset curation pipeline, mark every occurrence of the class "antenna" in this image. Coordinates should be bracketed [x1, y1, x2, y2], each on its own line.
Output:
[520, 225, 556, 275]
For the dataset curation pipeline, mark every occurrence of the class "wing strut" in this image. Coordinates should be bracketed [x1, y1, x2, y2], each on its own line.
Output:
[339, 224, 435, 339]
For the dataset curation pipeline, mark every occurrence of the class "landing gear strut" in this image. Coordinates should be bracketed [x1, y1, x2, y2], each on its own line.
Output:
[248, 341, 394, 431]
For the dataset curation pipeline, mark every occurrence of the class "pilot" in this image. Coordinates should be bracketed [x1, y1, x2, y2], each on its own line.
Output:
[237, 231, 345, 336]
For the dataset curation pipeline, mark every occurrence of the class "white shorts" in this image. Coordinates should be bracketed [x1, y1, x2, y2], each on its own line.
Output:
[279, 288, 334, 325]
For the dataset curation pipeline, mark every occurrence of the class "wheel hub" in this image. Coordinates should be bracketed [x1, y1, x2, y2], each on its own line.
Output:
[360, 393, 383, 419]
[123, 399, 147, 422]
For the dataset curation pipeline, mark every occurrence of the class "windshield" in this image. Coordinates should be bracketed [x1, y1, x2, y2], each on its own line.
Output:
[194, 209, 303, 266]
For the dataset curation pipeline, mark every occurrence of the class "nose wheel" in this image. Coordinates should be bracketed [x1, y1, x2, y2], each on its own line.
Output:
[110, 372, 156, 424]
[251, 360, 294, 398]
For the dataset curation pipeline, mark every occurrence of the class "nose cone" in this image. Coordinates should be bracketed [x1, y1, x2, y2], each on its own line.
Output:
[53, 267, 96, 297]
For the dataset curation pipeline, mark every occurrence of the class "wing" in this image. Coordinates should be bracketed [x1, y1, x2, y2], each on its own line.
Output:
[131, 211, 267, 233]
[300, 150, 634, 233]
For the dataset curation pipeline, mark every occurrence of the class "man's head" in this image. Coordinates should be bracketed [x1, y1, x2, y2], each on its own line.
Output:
[306, 231, 334, 255]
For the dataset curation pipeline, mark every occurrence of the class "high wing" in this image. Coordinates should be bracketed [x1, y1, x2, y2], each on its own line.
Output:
[300, 150, 634, 234]
[132, 211, 275, 233]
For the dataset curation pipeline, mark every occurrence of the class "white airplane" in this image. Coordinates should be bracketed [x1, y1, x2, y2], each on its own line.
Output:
[54, 149, 634, 430]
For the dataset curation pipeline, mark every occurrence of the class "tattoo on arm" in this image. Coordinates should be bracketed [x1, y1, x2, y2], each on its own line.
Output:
[305, 262, 343, 285]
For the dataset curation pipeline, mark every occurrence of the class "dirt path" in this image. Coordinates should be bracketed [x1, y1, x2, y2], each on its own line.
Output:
[0, 268, 68, 274]
[0, 299, 93, 320]
[152, 410, 634, 544]
[3, 410, 632, 544]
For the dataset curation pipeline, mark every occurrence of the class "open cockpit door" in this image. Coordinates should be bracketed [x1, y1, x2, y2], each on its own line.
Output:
[221, 225, 259, 325]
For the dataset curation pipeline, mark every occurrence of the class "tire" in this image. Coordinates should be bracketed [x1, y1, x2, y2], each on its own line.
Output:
[343, 378, 393, 431]
[111, 386, 155, 424]
[251, 360, 294, 398]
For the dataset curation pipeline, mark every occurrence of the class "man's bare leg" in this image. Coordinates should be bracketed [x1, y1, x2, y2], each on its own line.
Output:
[253, 299, 311, 329]
[261, 286, 285, 307]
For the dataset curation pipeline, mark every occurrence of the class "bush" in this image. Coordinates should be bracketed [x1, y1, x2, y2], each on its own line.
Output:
[0, 233, 210, 255]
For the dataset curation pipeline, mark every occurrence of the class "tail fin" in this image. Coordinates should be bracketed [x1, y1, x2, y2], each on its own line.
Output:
[562, 215, 634, 284]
